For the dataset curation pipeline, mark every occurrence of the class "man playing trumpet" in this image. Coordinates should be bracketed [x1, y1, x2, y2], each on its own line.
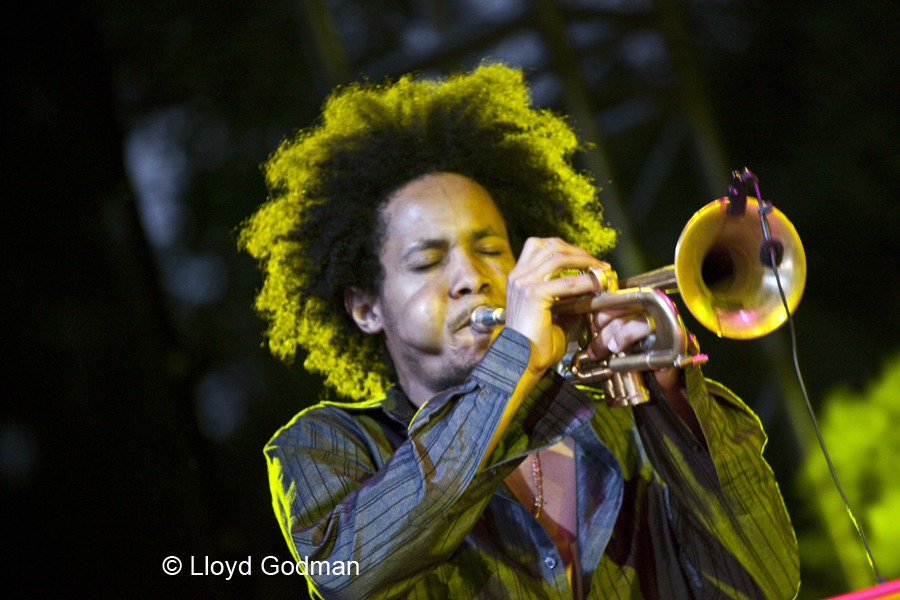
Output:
[240, 64, 799, 599]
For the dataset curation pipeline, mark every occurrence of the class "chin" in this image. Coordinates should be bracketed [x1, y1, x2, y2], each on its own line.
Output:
[429, 349, 485, 392]
[431, 364, 475, 392]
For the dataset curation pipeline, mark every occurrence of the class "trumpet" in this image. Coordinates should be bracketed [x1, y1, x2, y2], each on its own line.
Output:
[470, 184, 806, 407]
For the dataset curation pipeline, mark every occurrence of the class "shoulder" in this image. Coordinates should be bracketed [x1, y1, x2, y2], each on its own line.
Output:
[266, 395, 401, 456]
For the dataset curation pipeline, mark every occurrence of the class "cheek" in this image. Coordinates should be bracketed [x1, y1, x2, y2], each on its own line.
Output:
[492, 260, 513, 297]
[407, 288, 447, 348]
[384, 281, 447, 352]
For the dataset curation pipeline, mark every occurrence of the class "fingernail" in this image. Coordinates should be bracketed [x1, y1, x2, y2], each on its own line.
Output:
[608, 339, 618, 353]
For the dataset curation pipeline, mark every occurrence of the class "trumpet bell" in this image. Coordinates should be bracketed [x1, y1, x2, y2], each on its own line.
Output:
[675, 197, 806, 339]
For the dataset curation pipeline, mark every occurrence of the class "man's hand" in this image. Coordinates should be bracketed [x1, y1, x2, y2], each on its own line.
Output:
[480, 237, 604, 468]
[584, 308, 683, 400]
[503, 237, 607, 377]
[585, 307, 703, 445]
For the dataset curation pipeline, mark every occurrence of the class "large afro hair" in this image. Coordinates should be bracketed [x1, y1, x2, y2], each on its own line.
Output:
[238, 63, 616, 400]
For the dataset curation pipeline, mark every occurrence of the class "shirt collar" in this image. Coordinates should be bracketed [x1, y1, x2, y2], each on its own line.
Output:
[380, 385, 418, 427]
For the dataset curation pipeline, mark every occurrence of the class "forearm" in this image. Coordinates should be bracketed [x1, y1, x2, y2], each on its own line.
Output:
[654, 367, 707, 450]
[478, 354, 544, 469]
[633, 366, 799, 599]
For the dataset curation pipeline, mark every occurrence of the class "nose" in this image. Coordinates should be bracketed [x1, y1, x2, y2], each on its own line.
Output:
[450, 250, 491, 298]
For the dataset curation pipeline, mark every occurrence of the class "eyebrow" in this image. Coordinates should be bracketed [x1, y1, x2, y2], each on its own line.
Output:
[470, 226, 502, 242]
[400, 227, 503, 260]
[401, 238, 446, 260]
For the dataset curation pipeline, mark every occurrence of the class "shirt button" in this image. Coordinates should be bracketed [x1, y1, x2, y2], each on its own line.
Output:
[545, 556, 557, 569]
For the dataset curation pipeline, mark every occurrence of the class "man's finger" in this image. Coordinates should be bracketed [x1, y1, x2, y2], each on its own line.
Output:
[513, 238, 605, 279]
[585, 314, 652, 359]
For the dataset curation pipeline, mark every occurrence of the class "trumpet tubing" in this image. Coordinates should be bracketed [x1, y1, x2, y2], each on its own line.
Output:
[469, 194, 806, 405]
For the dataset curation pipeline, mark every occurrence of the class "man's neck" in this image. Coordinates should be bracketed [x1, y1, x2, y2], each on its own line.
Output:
[398, 377, 436, 409]
[398, 369, 473, 408]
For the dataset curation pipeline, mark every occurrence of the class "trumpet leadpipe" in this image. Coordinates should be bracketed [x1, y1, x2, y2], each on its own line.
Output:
[619, 265, 677, 292]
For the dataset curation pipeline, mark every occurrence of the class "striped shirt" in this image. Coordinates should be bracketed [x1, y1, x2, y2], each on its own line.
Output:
[265, 328, 799, 599]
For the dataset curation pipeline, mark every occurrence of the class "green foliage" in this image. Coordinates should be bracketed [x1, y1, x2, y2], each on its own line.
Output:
[799, 352, 900, 588]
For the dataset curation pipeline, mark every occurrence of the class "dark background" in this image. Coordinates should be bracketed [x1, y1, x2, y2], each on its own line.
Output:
[4, 0, 898, 597]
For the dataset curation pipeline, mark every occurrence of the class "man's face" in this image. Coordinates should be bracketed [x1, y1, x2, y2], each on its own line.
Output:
[369, 172, 516, 405]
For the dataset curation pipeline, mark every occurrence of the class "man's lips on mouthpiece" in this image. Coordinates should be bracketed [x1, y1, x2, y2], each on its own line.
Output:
[450, 302, 502, 333]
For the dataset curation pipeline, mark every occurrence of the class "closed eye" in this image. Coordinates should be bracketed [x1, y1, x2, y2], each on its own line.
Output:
[475, 243, 509, 257]
[413, 260, 441, 271]
[410, 251, 445, 271]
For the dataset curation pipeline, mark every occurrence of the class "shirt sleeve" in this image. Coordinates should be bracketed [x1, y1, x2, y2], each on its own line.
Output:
[264, 328, 590, 600]
[633, 365, 800, 600]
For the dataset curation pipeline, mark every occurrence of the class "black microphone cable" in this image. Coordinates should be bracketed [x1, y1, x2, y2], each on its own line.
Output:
[749, 173, 886, 585]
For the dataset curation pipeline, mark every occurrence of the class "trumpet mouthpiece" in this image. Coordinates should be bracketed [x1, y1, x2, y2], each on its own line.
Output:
[470, 306, 506, 333]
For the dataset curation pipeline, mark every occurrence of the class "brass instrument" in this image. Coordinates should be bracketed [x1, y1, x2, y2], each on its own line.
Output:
[470, 186, 806, 407]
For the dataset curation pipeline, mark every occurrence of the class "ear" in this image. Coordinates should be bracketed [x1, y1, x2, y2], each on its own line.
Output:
[344, 288, 384, 335]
